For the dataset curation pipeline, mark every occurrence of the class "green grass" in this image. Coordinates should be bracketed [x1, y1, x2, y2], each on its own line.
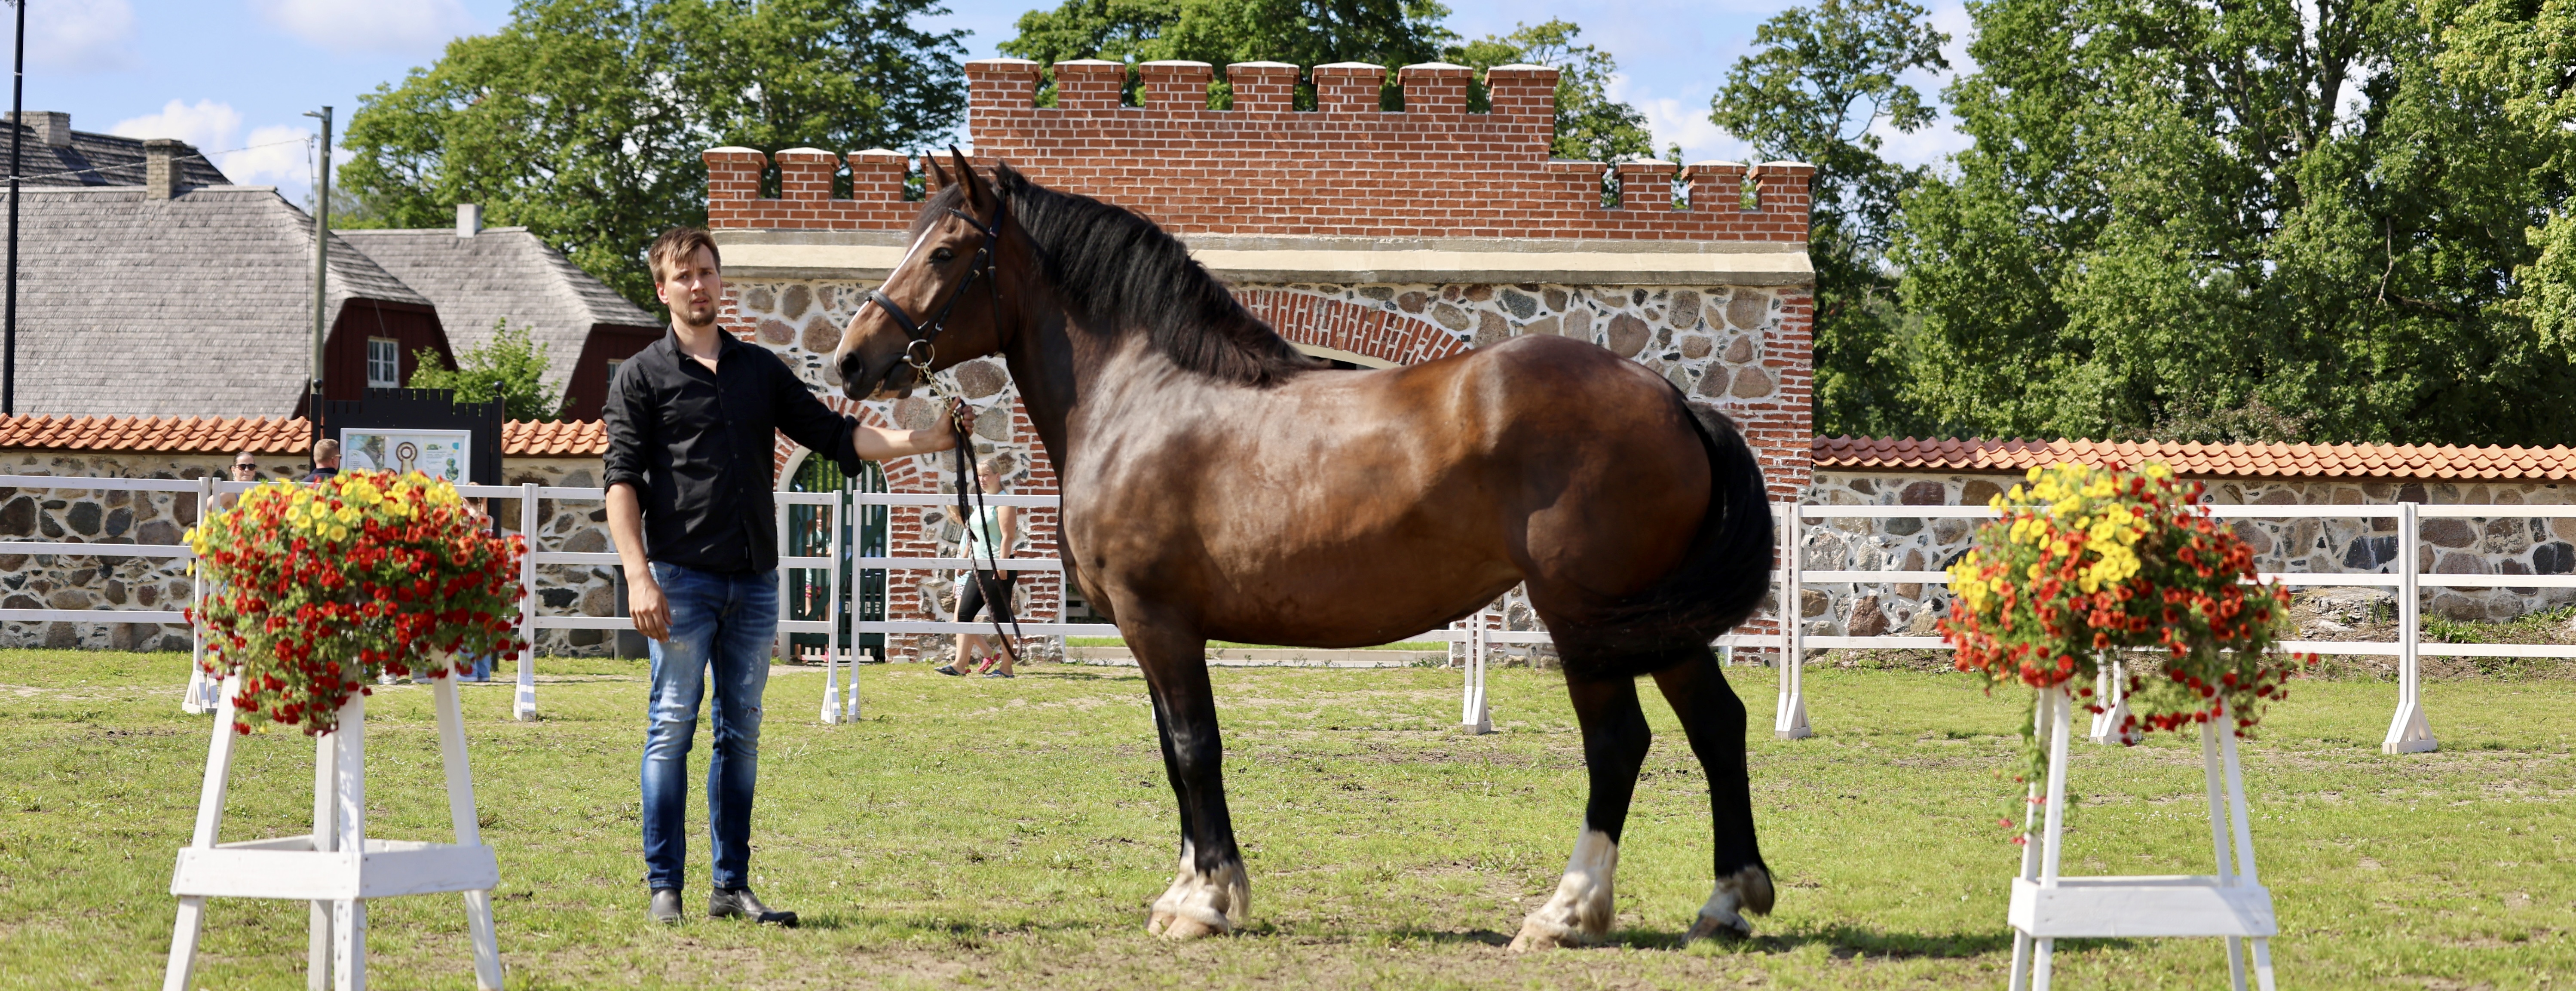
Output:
[1, 650, 2567, 988]
[1063, 638, 1449, 651]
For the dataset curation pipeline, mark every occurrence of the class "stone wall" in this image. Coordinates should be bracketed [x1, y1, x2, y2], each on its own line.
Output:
[720, 273, 1812, 656]
[0, 451, 289, 650]
[1801, 471, 2576, 639]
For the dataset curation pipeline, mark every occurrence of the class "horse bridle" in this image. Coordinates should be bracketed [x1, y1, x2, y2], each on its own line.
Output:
[866, 197, 1008, 377]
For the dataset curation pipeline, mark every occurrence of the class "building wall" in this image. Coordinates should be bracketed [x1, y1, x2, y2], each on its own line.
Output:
[1797, 471, 2576, 641]
[561, 324, 662, 421]
[719, 273, 1812, 657]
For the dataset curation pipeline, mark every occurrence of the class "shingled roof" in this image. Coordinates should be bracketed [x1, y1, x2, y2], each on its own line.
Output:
[15, 186, 433, 417]
[339, 225, 660, 390]
[5, 111, 233, 189]
[0, 415, 609, 457]
[1814, 436, 2576, 482]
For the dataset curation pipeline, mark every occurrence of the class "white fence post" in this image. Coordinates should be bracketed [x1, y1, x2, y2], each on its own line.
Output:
[1774, 503, 1812, 739]
[514, 483, 538, 722]
[2383, 501, 2436, 754]
[182, 476, 220, 714]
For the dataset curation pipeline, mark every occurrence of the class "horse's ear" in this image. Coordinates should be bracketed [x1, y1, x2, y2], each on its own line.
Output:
[924, 152, 951, 191]
[950, 145, 990, 212]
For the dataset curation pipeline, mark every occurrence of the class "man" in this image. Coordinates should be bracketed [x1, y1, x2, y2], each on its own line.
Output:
[604, 227, 954, 927]
[306, 439, 340, 482]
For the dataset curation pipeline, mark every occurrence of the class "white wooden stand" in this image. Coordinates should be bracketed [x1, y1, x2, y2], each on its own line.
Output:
[2381, 501, 2438, 753]
[817, 487, 858, 724]
[2007, 687, 2276, 991]
[164, 670, 505, 991]
[513, 484, 540, 722]
[1774, 512, 1812, 739]
[1455, 607, 1494, 734]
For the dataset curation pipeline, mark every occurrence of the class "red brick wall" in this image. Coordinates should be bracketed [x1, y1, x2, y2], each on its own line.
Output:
[703, 60, 1815, 240]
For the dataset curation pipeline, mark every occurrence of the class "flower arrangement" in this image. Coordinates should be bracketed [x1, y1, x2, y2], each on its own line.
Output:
[1938, 462, 2317, 746]
[186, 471, 527, 736]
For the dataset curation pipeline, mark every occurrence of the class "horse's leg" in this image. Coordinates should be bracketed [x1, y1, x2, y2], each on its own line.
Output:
[1129, 624, 1249, 940]
[1511, 670, 1653, 951]
[1649, 647, 1774, 942]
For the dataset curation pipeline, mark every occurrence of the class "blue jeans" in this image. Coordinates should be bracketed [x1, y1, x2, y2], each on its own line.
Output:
[640, 562, 778, 892]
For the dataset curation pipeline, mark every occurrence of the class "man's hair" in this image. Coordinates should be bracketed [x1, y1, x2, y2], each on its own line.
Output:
[649, 226, 722, 282]
[233, 451, 257, 464]
[312, 439, 340, 462]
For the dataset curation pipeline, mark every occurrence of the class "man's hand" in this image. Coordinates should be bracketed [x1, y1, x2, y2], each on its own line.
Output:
[628, 573, 672, 642]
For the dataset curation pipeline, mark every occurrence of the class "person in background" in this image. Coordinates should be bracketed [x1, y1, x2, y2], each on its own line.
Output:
[937, 454, 1022, 678]
[306, 439, 341, 483]
[606, 225, 956, 927]
[215, 451, 260, 512]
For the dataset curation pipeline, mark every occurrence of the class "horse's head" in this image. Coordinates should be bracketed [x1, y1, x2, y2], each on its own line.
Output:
[833, 148, 1019, 400]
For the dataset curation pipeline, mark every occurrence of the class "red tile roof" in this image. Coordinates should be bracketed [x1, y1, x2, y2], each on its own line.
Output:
[1814, 436, 2576, 482]
[0, 415, 610, 456]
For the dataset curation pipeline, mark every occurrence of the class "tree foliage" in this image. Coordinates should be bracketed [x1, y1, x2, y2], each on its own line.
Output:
[1885, 0, 2576, 446]
[339, 0, 966, 312]
[1448, 20, 1654, 163]
[997, 2, 1651, 159]
[410, 321, 565, 421]
[1709, 0, 1949, 439]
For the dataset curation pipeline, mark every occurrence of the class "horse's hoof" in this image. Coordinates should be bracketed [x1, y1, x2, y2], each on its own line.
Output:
[1509, 917, 1599, 952]
[1153, 914, 1228, 941]
[1683, 909, 1753, 944]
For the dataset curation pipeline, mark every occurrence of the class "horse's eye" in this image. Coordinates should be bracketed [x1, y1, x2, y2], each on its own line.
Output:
[930, 247, 956, 263]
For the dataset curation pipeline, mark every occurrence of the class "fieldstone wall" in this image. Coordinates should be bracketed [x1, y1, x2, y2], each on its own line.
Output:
[0, 451, 303, 651]
[1802, 471, 2576, 639]
[720, 276, 1813, 656]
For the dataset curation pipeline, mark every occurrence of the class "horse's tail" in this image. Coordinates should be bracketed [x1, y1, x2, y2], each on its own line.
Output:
[1558, 396, 1776, 662]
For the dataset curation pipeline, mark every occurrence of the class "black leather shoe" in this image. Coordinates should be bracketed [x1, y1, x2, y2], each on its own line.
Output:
[709, 887, 798, 927]
[648, 888, 683, 925]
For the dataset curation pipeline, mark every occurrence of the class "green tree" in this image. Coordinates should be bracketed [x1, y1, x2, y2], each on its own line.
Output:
[1446, 20, 1653, 163]
[410, 321, 565, 421]
[1709, 0, 1949, 439]
[999, 0, 1456, 108]
[339, 0, 965, 312]
[1887, 0, 2576, 446]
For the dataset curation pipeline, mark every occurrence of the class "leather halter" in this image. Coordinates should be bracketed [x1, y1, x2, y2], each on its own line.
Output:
[867, 198, 1006, 374]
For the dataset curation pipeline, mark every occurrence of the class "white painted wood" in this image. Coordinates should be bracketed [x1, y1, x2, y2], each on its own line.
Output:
[2007, 877, 2276, 937]
[431, 672, 506, 990]
[163, 673, 241, 991]
[1776, 508, 1811, 739]
[333, 691, 366, 991]
[183, 476, 216, 715]
[1458, 607, 1493, 733]
[2086, 658, 2136, 745]
[2384, 502, 2438, 755]
[309, 721, 337, 990]
[515, 482, 539, 722]
[2010, 693, 2282, 991]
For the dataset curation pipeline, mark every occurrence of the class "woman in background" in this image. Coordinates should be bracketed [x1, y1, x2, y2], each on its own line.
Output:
[935, 455, 1021, 678]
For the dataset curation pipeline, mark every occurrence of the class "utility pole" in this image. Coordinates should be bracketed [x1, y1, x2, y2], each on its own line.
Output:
[6, 0, 25, 417]
[303, 106, 331, 442]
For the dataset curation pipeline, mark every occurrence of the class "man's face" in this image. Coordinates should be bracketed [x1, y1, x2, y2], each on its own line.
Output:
[230, 457, 257, 481]
[655, 245, 723, 329]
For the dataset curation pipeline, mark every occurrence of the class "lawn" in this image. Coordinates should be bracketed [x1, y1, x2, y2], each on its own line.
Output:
[0, 650, 2566, 989]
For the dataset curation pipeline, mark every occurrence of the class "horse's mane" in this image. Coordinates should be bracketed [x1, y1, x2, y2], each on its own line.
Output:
[932, 164, 1322, 387]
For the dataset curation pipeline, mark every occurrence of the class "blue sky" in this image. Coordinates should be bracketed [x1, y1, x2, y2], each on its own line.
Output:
[14, 0, 1972, 207]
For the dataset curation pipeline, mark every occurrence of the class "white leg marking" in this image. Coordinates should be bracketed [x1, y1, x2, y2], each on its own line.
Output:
[1684, 864, 1775, 943]
[1146, 838, 1250, 940]
[1510, 828, 1620, 951]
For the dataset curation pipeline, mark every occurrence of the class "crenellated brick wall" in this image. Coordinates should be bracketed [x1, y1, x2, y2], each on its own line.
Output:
[706, 59, 1815, 241]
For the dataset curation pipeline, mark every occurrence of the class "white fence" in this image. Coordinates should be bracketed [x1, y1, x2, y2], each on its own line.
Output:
[0, 475, 2561, 753]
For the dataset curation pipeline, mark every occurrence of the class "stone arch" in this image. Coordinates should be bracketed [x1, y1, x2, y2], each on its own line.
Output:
[1236, 289, 1471, 367]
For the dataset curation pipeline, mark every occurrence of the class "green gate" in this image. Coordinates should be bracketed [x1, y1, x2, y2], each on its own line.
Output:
[787, 456, 888, 660]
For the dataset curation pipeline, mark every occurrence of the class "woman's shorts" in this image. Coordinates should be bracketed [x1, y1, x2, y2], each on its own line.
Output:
[956, 570, 1017, 624]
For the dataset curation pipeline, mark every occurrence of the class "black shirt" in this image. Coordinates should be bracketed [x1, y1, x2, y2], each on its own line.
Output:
[602, 330, 863, 574]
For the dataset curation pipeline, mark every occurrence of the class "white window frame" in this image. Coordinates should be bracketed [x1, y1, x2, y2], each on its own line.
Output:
[367, 337, 401, 389]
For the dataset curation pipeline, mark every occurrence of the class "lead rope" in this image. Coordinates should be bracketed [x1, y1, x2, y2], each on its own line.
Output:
[944, 399, 1025, 664]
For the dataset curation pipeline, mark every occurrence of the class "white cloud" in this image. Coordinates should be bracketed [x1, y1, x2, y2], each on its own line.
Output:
[221, 124, 319, 187]
[109, 101, 318, 189]
[24, 0, 138, 72]
[110, 99, 244, 151]
[249, 0, 475, 55]
[1611, 74, 1751, 166]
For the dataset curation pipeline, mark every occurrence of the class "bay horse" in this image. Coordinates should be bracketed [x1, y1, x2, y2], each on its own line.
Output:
[832, 151, 1778, 948]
